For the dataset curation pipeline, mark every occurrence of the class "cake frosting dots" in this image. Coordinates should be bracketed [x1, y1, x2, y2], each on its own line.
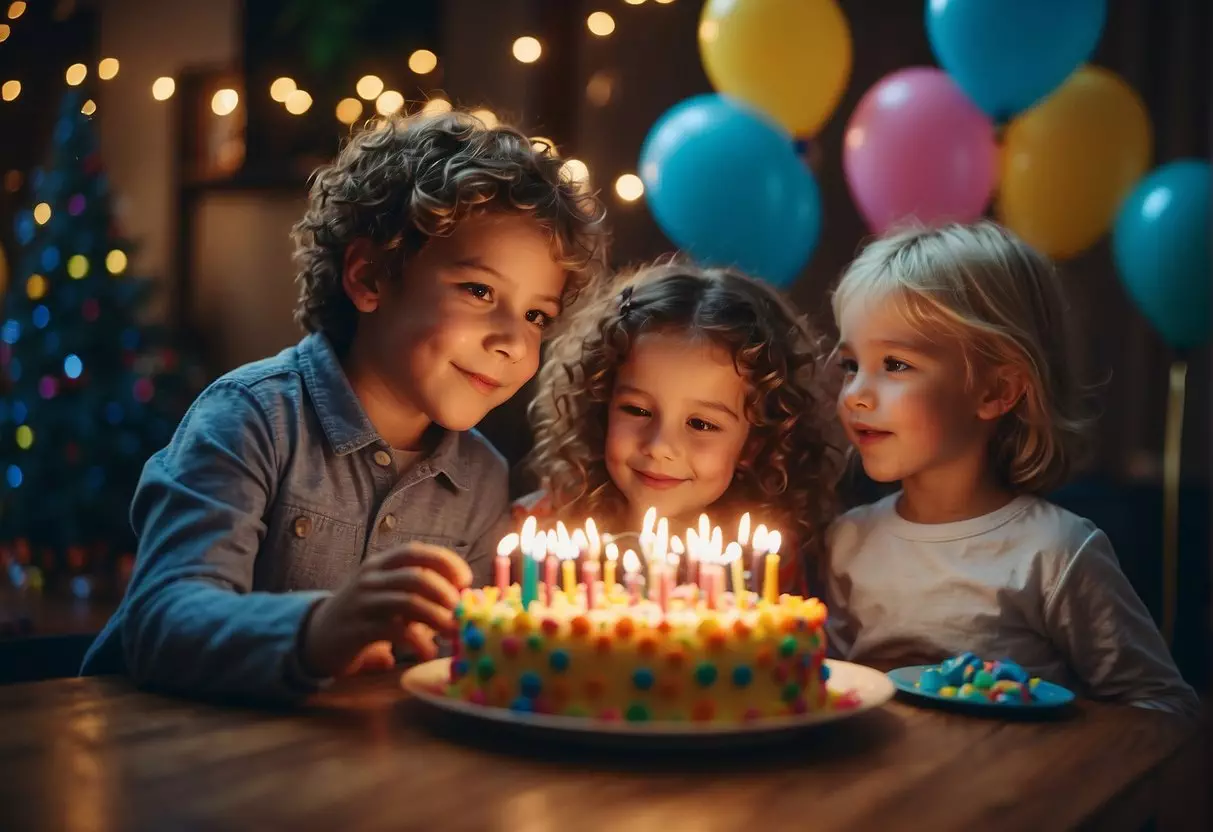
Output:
[445, 584, 861, 723]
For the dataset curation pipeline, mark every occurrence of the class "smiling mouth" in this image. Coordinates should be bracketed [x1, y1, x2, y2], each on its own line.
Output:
[852, 425, 893, 444]
[632, 469, 687, 490]
[454, 365, 503, 394]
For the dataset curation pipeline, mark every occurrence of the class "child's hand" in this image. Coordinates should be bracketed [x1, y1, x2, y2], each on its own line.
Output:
[300, 543, 472, 679]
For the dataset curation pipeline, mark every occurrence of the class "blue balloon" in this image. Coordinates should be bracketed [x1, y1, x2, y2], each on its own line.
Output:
[1112, 160, 1211, 349]
[639, 94, 821, 287]
[927, 0, 1106, 121]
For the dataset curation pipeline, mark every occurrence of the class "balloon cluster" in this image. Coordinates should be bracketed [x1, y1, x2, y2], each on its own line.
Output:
[639, 0, 852, 287]
[637, 1, 1206, 347]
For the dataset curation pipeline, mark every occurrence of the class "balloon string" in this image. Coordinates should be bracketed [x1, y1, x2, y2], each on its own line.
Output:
[1161, 359, 1187, 646]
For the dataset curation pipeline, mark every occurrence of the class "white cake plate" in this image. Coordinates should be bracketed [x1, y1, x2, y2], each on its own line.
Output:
[400, 658, 894, 748]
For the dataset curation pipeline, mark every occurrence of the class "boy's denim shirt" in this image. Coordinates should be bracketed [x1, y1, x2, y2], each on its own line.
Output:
[81, 332, 510, 701]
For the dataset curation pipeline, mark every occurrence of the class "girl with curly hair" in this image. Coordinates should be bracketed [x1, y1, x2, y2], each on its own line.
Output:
[82, 111, 609, 701]
[522, 262, 844, 596]
[828, 221, 1197, 718]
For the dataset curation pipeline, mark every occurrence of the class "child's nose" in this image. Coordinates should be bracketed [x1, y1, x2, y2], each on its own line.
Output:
[484, 314, 528, 363]
[843, 373, 876, 410]
[639, 421, 678, 460]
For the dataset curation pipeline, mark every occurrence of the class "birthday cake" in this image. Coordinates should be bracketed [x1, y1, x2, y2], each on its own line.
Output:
[443, 513, 858, 723]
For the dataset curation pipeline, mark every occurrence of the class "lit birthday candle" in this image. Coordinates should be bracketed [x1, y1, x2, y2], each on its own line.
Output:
[571, 527, 589, 582]
[751, 523, 768, 594]
[662, 549, 679, 614]
[763, 530, 782, 605]
[604, 541, 619, 593]
[649, 517, 668, 596]
[725, 541, 745, 599]
[582, 556, 600, 610]
[737, 511, 751, 548]
[670, 535, 684, 583]
[495, 532, 519, 594]
[559, 541, 578, 600]
[585, 517, 601, 562]
[521, 538, 542, 610]
[622, 548, 643, 605]
[538, 532, 555, 605]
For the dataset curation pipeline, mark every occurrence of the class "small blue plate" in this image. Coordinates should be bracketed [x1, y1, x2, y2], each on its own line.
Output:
[887, 665, 1076, 714]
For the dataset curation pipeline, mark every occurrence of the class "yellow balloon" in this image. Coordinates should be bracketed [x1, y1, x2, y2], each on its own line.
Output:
[699, 0, 852, 138]
[997, 66, 1152, 260]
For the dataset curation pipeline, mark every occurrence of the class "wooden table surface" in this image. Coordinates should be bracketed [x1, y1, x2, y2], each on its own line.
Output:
[0, 670, 1205, 832]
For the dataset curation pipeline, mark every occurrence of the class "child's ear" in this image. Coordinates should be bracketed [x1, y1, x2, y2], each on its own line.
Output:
[342, 238, 385, 313]
[976, 367, 1027, 421]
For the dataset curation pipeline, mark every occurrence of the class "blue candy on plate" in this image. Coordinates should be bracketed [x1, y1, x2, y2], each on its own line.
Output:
[991, 659, 1029, 684]
[917, 667, 947, 693]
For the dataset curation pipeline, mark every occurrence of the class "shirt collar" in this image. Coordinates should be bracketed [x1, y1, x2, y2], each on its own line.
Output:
[297, 332, 470, 490]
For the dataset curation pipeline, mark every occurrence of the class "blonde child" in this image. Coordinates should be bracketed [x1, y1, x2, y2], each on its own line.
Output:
[522, 262, 843, 594]
[828, 221, 1198, 718]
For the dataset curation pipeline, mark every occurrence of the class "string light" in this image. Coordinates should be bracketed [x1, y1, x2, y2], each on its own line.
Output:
[284, 89, 312, 115]
[7, 2, 25, 21]
[335, 97, 363, 125]
[560, 158, 590, 187]
[211, 88, 239, 116]
[67, 254, 89, 278]
[0, 25, 11, 43]
[25, 274, 47, 300]
[269, 77, 296, 103]
[656, 0, 676, 4]
[65, 63, 87, 86]
[615, 173, 644, 201]
[421, 97, 451, 116]
[1, 80, 18, 101]
[586, 12, 615, 36]
[531, 136, 555, 155]
[81, 99, 96, 116]
[106, 249, 127, 275]
[624, 0, 647, 5]
[33, 202, 50, 224]
[151, 77, 175, 100]
[15, 426, 33, 451]
[408, 49, 438, 74]
[356, 74, 384, 100]
[375, 90, 403, 115]
[470, 108, 498, 128]
[98, 58, 119, 80]
[512, 36, 542, 63]
[586, 72, 614, 106]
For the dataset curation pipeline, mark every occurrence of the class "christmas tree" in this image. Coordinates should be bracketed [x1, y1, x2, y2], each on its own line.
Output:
[0, 89, 202, 598]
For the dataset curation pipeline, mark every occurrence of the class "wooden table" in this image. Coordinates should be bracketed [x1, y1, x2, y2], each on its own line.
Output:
[0, 671, 1205, 831]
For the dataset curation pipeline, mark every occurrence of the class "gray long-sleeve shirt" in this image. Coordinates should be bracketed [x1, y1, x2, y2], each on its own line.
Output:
[81, 332, 508, 701]
[827, 493, 1200, 720]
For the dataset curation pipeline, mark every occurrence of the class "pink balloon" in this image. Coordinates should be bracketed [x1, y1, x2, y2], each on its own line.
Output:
[844, 67, 998, 234]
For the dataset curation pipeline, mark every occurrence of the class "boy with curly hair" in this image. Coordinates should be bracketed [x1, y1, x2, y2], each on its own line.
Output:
[82, 112, 608, 701]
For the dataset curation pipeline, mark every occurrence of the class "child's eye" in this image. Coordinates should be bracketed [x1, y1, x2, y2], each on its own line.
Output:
[884, 357, 912, 372]
[526, 309, 554, 329]
[687, 417, 720, 433]
[838, 357, 858, 373]
[618, 403, 651, 418]
[459, 282, 493, 301]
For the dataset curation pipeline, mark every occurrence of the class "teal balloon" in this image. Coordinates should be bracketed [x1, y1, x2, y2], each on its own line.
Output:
[639, 94, 821, 287]
[1112, 160, 1211, 349]
[927, 0, 1106, 121]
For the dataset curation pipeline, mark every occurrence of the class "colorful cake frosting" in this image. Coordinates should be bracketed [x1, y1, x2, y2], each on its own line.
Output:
[445, 583, 858, 723]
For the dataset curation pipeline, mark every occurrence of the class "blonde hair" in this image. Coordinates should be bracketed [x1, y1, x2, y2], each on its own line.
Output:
[832, 221, 1092, 494]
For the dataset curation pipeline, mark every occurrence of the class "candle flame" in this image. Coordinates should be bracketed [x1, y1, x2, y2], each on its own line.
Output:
[555, 520, 571, 550]
[710, 526, 723, 562]
[667, 551, 681, 569]
[684, 529, 698, 560]
[496, 533, 520, 557]
[642, 506, 657, 538]
[722, 541, 742, 564]
[571, 527, 588, 555]
[767, 530, 782, 556]
[698, 513, 710, 541]
[670, 535, 684, 555]
[622, 548, 641, 574]
[530, 532, 548, 561]
[738, 512, 751, 547]
[556, 541, 578, 561]
[585, 517, 600, 557]
[605, 541, 619, 562]
[752, 523, 769, 554]
[654, 517, 669, 561]
[521, 515, 537, 549]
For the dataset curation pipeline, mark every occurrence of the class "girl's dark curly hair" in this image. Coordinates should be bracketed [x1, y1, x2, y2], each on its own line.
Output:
[292, 111, 609, 351]
[528, 261, 845, 587]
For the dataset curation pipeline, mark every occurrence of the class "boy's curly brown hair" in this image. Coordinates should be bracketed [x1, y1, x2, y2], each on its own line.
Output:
[291, 111, 609, 351]
[528, 261, 845, 585]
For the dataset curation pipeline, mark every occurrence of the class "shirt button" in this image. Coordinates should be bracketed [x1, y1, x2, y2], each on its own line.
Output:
[373, 449, 393, 467]
[380, 514, 397, 533]
[293, 516, 313, 538]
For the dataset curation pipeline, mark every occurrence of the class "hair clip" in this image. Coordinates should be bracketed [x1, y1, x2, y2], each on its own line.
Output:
[618, 285, 635, 316]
